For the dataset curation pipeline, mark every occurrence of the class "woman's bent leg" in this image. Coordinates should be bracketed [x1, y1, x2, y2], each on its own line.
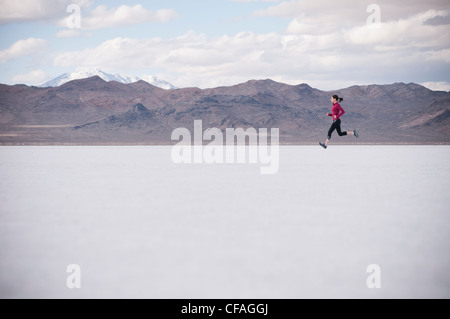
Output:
[336, 119, 348, 137]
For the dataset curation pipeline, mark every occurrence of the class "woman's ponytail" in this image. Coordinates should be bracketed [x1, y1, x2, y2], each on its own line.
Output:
[332, 95, 344, 103]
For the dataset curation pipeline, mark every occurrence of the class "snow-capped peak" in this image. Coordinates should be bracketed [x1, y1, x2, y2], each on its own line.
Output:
[40, 69, 176, 90]
[139, 75, 177, 90]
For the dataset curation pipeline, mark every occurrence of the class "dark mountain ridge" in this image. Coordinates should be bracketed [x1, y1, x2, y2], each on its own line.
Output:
[1, 76, 449, 144]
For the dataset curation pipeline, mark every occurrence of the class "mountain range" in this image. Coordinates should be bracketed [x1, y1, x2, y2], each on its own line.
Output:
[1, 76, 449, 144]
[40, 69, 176, 90]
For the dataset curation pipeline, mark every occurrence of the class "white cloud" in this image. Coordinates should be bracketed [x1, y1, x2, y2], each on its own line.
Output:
[421, 82, 450, 91]
[254, 0, 450, 20]
[0, 38, 48, 63]
[0, 0, 91, 24]
[425, 49, 450, 63]
[251, 0, 368, 20]
[51, 28, 447, 90]
[48, 1, 450, 90]
[52, 32, 287, 87]
[12, 69, 49, 85]
[0, 1, 178, 30]
[344, 10, 450, 50]
[56, 4, 179, 30]
[253, 0, 303, 18]
[231, 0, 281, 2]
[55, 29, 92, 38]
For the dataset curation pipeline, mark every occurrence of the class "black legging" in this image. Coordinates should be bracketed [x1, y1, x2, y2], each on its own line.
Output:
[327, 119, 347, 140]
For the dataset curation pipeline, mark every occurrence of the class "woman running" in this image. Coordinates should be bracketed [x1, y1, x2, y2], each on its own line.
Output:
[319, 95, 358, 149]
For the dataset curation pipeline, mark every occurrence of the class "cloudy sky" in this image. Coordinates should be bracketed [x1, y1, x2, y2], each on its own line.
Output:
[0, 0, 449, 90]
